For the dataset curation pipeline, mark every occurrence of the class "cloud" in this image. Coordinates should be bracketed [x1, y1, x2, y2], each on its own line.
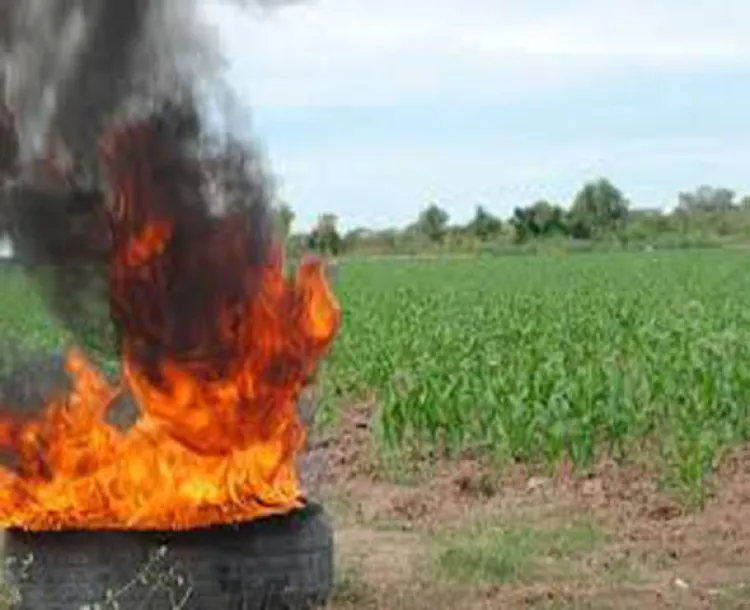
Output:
[196, 0, 750, 232]
[204, 0, 750, 107]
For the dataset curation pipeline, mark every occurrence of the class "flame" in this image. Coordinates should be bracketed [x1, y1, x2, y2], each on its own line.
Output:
[0, 114, 341, 531]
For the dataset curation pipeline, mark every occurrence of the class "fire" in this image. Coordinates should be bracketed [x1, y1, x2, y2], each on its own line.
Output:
[0, 110, 341, 530]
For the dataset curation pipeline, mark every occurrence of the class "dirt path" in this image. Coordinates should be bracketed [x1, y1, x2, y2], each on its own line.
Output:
[307, 404, 750, 609]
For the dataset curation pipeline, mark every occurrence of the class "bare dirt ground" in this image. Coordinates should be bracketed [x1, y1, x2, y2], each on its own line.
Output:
[303, 403, 750, 609]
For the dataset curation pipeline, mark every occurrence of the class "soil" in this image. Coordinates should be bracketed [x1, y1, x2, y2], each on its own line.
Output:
[310, 403, 750, 609]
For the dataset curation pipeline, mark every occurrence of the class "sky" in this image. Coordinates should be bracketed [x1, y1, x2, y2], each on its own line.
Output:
[204, 0, 750, 232]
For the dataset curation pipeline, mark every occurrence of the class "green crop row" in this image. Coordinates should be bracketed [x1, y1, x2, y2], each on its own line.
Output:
[321, 250, 750, 504]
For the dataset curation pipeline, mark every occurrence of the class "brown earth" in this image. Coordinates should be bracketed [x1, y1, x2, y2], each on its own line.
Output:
[306, 403, 750, 610]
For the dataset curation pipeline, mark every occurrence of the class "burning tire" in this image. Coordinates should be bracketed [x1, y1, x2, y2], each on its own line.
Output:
[1, 17, 342, 610]
[3, 502, 333, 609]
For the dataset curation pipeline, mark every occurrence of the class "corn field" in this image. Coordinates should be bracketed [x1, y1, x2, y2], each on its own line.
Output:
[2, 250, 750, 503]
[321, 250, 750, 502]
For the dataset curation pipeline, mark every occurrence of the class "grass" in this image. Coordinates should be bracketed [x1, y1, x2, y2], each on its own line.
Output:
[434, 517, 604, 585]
[714, 582, 750, 610]
[0, 265, 119, 378]
[0, 266, 68, 353]
[326, 509, 625, 609]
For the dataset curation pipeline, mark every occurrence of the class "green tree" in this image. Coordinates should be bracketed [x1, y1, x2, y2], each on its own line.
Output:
[308, 213, 342, 256]
[510, 207, 534, 243]
[625, 208, 672, 241]
[528, 200, 566, 236]
[342, 227, 369, 252]
[467, 205, 502, 241]
[569, 178, 629, 237]
[416, 203, 450, 243]
[509, 201, 567, 242]
[677, 186, 737, 214]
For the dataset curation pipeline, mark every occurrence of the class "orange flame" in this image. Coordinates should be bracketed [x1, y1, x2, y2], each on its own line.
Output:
[0, 115, 341, 531]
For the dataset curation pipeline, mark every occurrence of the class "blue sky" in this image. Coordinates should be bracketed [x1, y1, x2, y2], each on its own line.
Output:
[204, 0, 750, 232]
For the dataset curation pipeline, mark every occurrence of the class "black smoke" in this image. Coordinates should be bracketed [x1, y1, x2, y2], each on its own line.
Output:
[0, 0, 291, 361]
[2, 0, 293, 175]
[104, 99, 273, 384]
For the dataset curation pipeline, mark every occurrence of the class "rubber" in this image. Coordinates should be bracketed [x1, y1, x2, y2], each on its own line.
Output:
[3, 502, 333, 609]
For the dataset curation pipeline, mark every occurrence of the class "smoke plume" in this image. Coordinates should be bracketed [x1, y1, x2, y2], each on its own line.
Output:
[0, 0, 292, 360]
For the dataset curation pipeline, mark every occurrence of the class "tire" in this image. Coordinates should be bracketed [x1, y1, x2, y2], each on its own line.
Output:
[3, 502, 333, 609]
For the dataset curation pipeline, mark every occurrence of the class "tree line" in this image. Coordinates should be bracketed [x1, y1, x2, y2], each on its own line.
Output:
[273, 178, 750, 256]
